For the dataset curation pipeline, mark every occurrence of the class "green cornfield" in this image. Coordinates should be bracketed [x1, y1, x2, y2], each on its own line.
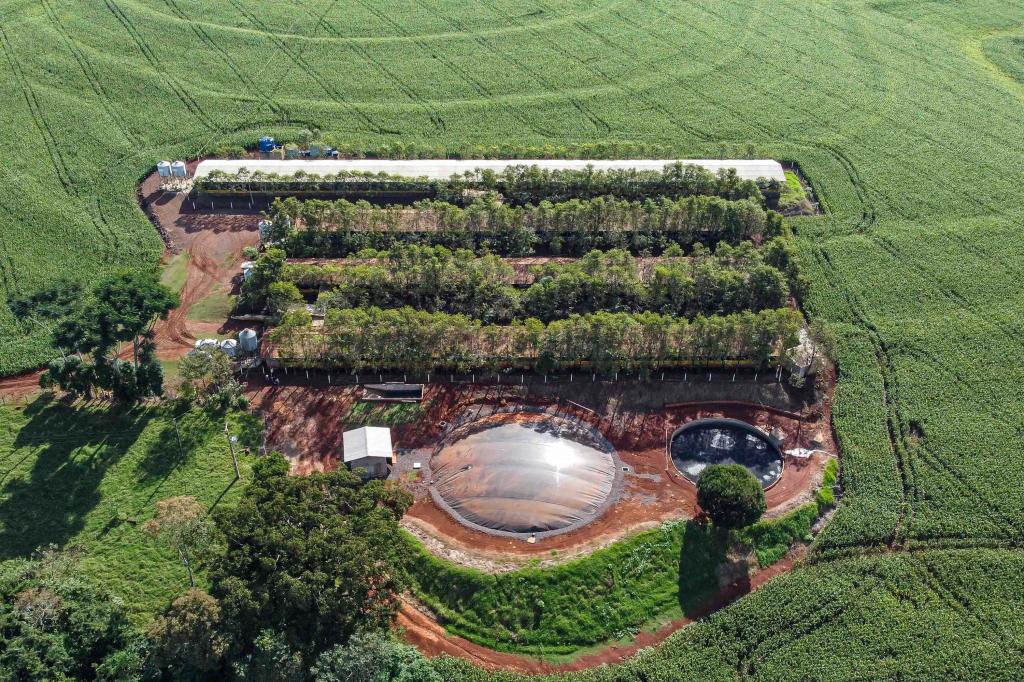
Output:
[2, 0, 1024, 677]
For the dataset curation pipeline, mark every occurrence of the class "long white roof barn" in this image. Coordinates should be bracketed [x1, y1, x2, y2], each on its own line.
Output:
[194, 159, 786, 183]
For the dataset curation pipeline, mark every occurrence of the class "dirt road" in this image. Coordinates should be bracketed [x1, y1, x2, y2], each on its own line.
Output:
[141, 160, 260, 360]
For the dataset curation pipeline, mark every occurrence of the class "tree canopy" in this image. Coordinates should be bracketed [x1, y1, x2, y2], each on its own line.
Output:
[42, 269, 178, 401]
[206, 453, 413, 669]
[696, 464, 767, 530]
[146, 588, 228, 679]
[311, 632, 440, 682]
[0, 547, 144, 681]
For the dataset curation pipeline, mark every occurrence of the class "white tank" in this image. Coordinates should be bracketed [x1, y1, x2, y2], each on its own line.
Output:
[171, 161, 187, 178]
[157, 160, 172, 178]
[193, 338, 218, 353]
[239, 328, 258, 353]
[219, 339, 239, 357]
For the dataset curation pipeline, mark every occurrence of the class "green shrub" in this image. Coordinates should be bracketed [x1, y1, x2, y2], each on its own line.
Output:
[815, 458, 839, 512]
[697, 464, 767, 530]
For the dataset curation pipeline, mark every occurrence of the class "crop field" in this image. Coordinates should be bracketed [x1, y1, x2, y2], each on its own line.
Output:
[2, 0, 1024, 677]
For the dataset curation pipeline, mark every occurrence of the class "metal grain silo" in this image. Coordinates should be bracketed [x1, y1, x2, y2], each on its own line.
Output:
[239, 328, 258, 354]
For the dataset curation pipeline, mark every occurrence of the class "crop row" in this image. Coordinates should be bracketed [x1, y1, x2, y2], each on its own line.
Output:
[428, 547, 1024, 680]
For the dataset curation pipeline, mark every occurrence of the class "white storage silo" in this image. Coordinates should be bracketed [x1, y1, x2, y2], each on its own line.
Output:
[239, 328, 258, 354]
[171, 160, 187, 178]
[219, 339, 239, 358]
[157, 160, 172, 178]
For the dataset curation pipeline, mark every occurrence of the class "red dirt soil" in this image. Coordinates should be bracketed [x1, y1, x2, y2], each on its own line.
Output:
[397, 551, 798, 673]
[0, 370, 42, 401]
[139, 160, 260, 361]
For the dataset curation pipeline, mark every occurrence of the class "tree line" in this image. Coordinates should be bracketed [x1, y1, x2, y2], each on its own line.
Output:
[279, 241, 803, 324]
[272, 192, 783, 258]
[197, 163, 772, 208]
[269, 306, 804, 373]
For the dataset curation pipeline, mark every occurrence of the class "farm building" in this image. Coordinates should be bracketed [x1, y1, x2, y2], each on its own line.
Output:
[342, 426, 394, 479]
[193, 158, 787, 182]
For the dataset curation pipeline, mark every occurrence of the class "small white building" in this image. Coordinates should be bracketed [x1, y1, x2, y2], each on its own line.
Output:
[342, 426, 394, 479]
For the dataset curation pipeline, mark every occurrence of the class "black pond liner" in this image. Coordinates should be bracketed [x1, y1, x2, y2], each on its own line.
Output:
[669, 418, 784, 490]
[429, 410, 624, 540]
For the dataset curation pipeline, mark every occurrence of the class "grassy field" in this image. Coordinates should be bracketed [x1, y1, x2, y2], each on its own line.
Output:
[159, 252, 189, 295]
[405, 497, 827, 655]
[186, 284, 236, 323]
[1, 0, 1024, 676]
[0, 398, 258, 621]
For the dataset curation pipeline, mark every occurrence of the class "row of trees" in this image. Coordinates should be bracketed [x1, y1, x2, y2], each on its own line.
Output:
[198, 163, 770, 208]
[251, 138, 758, 166]
[269, 306, 804, 373]
[273, 193, 783, 258]
[471, 163, 765, 205]
[287, 242, 800, 323]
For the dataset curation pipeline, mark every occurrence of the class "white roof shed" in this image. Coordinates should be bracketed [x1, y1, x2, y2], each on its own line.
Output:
[342, 426, 393, 464]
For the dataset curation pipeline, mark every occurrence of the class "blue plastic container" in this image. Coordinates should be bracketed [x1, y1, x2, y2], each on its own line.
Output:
[258, 136, 275, 153]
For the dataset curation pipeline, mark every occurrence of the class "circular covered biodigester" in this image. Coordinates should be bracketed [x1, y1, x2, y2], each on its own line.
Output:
[430, 414, 618, 536]
[670, 418, 783, 489]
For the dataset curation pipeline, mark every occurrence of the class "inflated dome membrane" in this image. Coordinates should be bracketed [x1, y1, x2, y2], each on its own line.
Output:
[431, 417, 617, 534]
[670, 418, 783, 489]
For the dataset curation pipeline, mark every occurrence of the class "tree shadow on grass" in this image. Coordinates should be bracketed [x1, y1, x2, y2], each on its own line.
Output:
[0, 398, 152, 560]
[133, 408, 260, 515]
[133, 407, 231, 514]
[678, 520, 731, 617]
[133, 407, 206, 485]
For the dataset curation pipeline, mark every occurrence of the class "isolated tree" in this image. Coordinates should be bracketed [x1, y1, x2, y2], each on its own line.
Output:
[143, 496, 210, 588]
[697, 464, 766, 531]
[87, 269, 179, 364]
[146, 588, 227, 677]
[311, 632, 441, 682]
[206, 453, 412, 668]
